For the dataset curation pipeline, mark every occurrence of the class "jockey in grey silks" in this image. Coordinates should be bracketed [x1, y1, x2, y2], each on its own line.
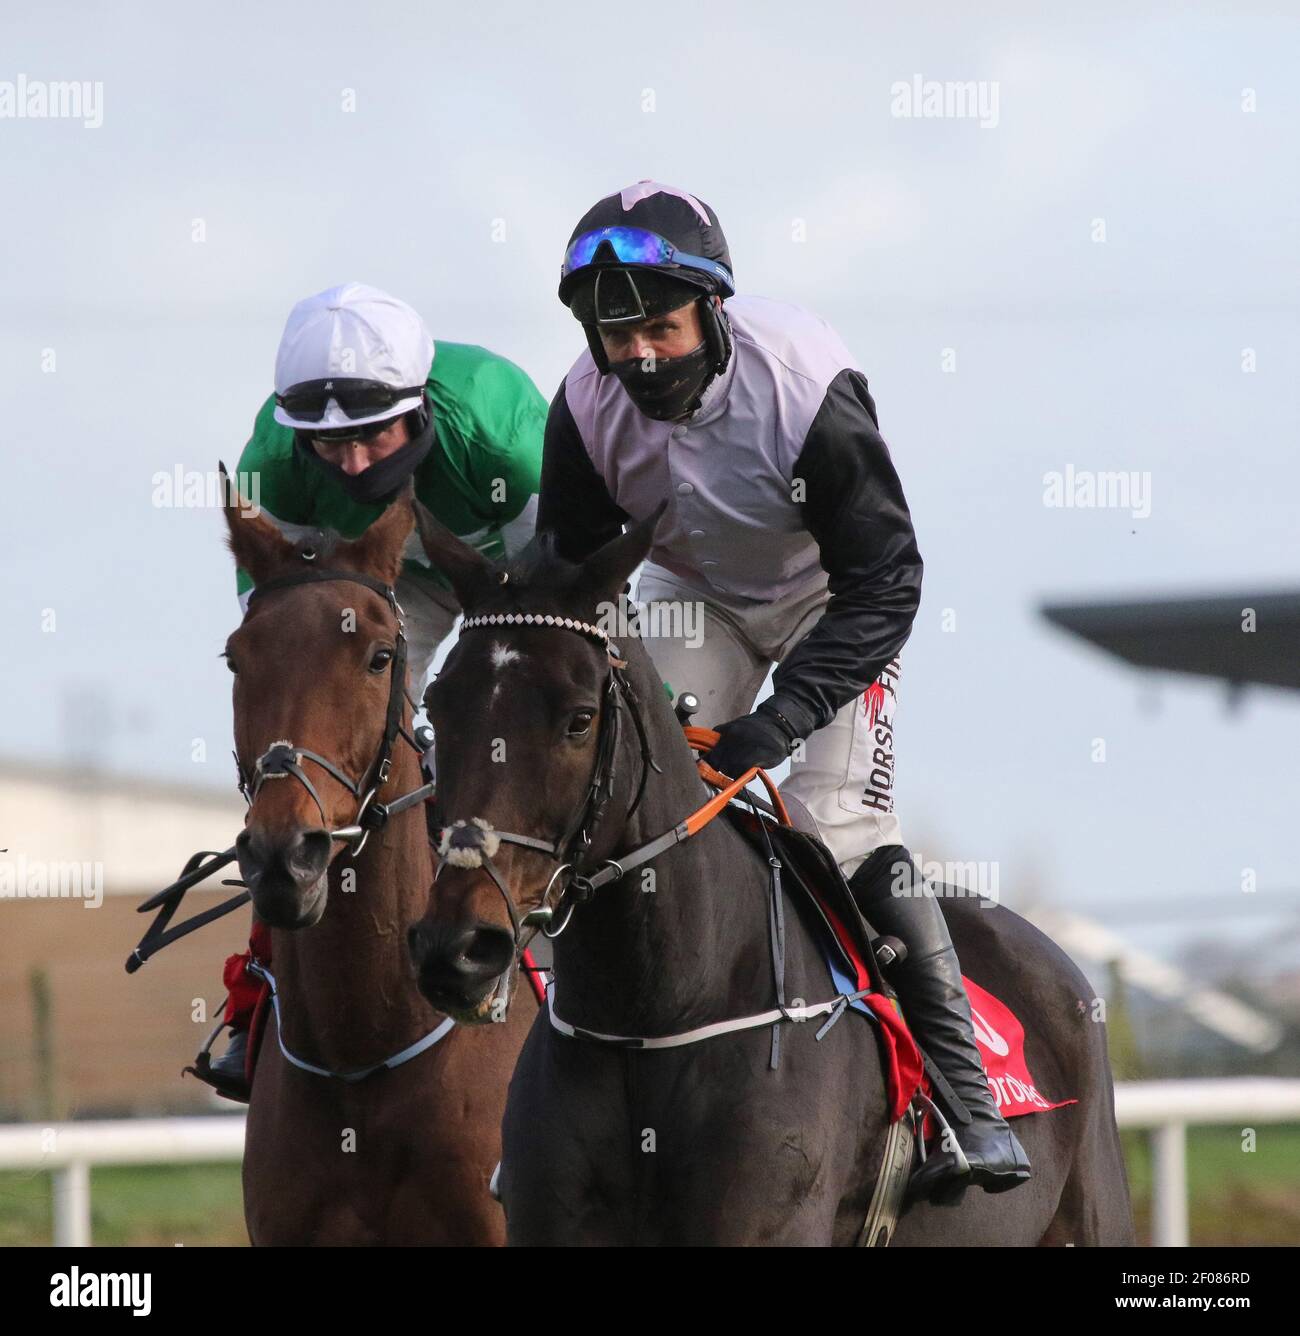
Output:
[535, 180, 1030, 1202]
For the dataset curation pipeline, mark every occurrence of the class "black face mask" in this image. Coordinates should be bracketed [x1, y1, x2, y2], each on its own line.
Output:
[609, 341, 716, 422]
[295, 409, 435, 506]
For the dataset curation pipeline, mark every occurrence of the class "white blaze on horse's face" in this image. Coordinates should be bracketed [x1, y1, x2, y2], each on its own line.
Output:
[489, 641, 523, 703]
[490, 642, 522, 671]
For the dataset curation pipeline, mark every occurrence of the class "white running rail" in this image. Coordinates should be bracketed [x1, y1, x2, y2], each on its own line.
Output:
[3, 1080, 1298, 1246]
[0, 1117, 246, 1247]
[1113, 1078, 1300, 1246]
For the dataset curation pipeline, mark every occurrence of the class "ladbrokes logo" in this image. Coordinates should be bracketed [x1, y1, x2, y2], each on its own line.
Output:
[50, 1267, 151, 1315]
[970, 1005, 1010, 1057]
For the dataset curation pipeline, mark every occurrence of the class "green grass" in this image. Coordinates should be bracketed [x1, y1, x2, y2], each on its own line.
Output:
[1124, 1124, 1300, 1247]
[0, 1163, 247, 1247]
[1125, 1123, 1300, 1195]
[1, 1124, 1297, 1245]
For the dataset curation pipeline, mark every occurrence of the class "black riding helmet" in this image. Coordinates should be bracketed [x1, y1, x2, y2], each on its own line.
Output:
[558, 182, 735, 376]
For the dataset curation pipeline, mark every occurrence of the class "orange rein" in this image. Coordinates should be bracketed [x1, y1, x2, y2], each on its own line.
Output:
[681, 726, 793, 834]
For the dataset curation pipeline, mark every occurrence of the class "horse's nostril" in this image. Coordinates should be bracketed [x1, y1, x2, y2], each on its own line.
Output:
[288, 829, 332, 882]
[237, 826, 332, 888]
[412, 922, 514, 1004]
[463, 928, 514, 973]
[456, 927, 516, 989]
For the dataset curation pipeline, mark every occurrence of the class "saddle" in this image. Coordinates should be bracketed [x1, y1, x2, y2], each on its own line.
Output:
[723, 803, 892, 998]
[719, 778, 1076, 1135]
[715, 786, 926, 1244]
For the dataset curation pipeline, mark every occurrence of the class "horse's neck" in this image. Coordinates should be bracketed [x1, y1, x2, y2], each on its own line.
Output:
[271, 747, 442, 1069]
[550, 642, 785, 1036]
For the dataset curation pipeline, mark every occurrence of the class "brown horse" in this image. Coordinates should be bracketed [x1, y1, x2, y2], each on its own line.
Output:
[222, 483, 531, 1245]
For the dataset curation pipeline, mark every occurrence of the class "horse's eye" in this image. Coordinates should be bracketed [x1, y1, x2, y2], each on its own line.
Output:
[369, 648, 394, 673]
[567, 710, 595, 738]
[223, 653, 237, 675]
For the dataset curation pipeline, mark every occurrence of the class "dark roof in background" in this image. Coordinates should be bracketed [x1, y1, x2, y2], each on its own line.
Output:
[1040, 591, 1300, 693]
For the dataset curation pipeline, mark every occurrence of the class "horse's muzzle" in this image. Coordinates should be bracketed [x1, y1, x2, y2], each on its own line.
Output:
[408, 919, 515, 1020]
[236, 826, 333, 928]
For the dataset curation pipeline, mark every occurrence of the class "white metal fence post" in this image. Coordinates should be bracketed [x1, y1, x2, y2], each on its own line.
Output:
[1150, 1121, 1188, 1247]
[52, 1159, 91, 1247]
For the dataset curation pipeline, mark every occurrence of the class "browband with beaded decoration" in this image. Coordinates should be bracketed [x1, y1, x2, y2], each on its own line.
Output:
[460, 611, 610, 646]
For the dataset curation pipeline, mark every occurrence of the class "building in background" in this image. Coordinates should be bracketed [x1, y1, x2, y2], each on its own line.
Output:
[1, 761, 245, 1118]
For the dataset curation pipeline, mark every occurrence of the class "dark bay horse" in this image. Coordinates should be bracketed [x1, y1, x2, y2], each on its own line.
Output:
[222, 482, 532, 1244]
[408, 509, 1133, 1246]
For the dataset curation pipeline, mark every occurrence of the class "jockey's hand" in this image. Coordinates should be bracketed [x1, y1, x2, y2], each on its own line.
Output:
[703, 705, 798, 779]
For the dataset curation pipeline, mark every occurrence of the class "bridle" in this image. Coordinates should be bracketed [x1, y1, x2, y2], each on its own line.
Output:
[432, 607, 779, 952]
[433, 609, 662, 945]
[431, 605, 903, 1085]
[235, 563, 435, 854]
[127, 559, 436, 974]
[135, 558, 464, 1081]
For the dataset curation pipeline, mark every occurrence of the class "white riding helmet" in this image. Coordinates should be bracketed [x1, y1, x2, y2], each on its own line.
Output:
[273, 282, 435, 432]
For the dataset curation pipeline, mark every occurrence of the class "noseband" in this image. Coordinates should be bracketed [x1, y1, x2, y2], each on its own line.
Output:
[236, 565, 434, 854]
[434, 610, 663, 945]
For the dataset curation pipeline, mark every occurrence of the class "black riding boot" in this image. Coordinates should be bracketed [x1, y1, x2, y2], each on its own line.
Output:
[208, 1028, 249, 1082]
[849, 845, 1031, 1203]
[186, 1025, 251, 1102]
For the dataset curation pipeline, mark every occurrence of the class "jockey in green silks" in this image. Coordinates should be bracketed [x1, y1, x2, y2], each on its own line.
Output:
[206, 282, 544, 1096]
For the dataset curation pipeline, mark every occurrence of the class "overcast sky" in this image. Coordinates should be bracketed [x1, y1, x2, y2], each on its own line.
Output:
[3, 2, 1297, 965]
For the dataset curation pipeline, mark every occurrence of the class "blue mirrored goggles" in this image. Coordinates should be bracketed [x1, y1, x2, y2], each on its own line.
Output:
[562, 226, 734, 295]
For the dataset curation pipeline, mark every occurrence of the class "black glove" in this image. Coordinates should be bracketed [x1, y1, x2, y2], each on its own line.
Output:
[703, 704, 799, 778]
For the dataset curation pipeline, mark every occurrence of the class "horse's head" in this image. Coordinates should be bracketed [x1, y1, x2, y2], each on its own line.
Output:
[221, 469, 414, 930]
[407, 502, 660, 1021]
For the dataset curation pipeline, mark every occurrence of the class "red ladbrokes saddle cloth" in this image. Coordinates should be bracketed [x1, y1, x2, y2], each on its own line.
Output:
[723, 810, 1075, 1134]
[963, 978, 1074, 1119]
[816, 894, 1076, 1134]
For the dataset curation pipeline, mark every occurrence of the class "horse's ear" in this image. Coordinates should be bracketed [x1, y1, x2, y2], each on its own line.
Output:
[412, 498, 496, 608]
[339, 482, 414, 587]
[579, 503, 665, 602]
[220, 460, 297, 583]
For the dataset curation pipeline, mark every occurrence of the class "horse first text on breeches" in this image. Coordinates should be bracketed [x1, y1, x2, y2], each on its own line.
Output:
[635, 563, 903, 879]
